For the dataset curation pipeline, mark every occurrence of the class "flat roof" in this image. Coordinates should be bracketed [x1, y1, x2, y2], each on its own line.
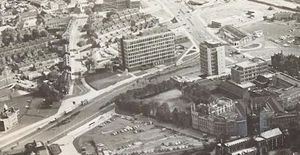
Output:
[123, 26, 171, 40]
[237, 81, 255, 89]
[200, 40, 223, 49]
[234, 57, 266, 69]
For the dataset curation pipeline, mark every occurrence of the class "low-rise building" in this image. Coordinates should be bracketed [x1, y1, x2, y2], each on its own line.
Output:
[231, 58, 268, 84]
[118, 27, 176, 71]
[273, 12, 294, 21]
[3, 140, 61, 155]
[218, 25, 251, 47]
[98, 0, 141, 12]
[43, 16, 71, 30]
[18, 10, 38, 21]
[0, 105, 19, 132]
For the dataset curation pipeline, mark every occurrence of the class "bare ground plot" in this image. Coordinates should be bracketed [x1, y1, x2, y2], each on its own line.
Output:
[242, 21, 300, 41]
[241, 21, 300, 59]
[197, 0, 278, 27]
[74, 115, 202, 155]
[85, 71, 132, 90]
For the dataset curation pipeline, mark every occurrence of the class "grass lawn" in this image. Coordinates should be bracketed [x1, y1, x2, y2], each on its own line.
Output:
[85, 70, 132, 90]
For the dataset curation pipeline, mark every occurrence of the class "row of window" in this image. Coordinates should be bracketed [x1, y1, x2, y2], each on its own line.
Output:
[125, 37, 175, 49]
[127, 55, 173, 67]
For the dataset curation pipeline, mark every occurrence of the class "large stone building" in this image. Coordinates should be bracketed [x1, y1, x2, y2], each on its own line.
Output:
[0, 105, 19, 132]
[118, 27, 176, 71]
[199, 40, 226, 76]
[216, 128, 284, 155]
[231, 58, 268, 84]
[191, 97, 247, 137]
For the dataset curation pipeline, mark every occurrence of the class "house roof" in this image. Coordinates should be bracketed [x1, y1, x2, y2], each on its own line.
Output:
[260, 128, 282, 139]
[224, 137, 251, 147]
[220, 25, 248, 41]
[231, 147, 257, 155]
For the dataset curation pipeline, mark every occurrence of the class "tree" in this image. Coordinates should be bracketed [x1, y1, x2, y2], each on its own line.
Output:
[156, 102, 172, 122]
[24, 142, 38, 155]
[40, 29, 48, 37]
[23, 29, 32, 41]
[142, 103, 151, 116]
[85, 7, 93, 15]
[1, 27, 17, 46]
[16, 32, 24, 42]
[172, 108, 179, 126]
[77, 40, 86, 47]
[83, 23, 91, 32]
[32, 29, 40, 39]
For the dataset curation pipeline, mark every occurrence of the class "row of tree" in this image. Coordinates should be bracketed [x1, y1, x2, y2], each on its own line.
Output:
[1, 27, 48, 46]
[271, 53, 300, 77]
[181, 84, 213, 104]
[114, 80, 191, 128]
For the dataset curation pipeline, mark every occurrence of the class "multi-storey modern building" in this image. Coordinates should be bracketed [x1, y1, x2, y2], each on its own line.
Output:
[200, 41, 226, 76]
[118, 27, 176, 71]
[231, 58, 268, 84]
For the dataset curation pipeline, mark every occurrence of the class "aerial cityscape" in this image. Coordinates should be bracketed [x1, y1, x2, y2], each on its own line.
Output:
[0, 0, 300, 154]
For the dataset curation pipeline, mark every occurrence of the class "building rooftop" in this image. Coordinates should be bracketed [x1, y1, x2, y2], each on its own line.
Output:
[220, 25, 248, 41]
[231, 147, 257, 155]
[260, 128, 282, 139]
[123, 26, 171, 40]
[274, 72, 300, 87]
[237, 81, 256, 89]
[233, 57, 266, 70]
[200, 40, 223, 49]
[254, 136, 264, 142]
[224, 137, 251, 147]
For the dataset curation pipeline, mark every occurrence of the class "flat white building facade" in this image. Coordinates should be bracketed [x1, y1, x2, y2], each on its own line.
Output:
[119, 27, 176, 71]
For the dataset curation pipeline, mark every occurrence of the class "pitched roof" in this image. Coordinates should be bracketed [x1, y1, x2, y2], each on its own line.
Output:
[224, 137, 251, 147]
[260, 128, 282, 139]
[220, 25, 248, 41]
[231, 147, 257, 155]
